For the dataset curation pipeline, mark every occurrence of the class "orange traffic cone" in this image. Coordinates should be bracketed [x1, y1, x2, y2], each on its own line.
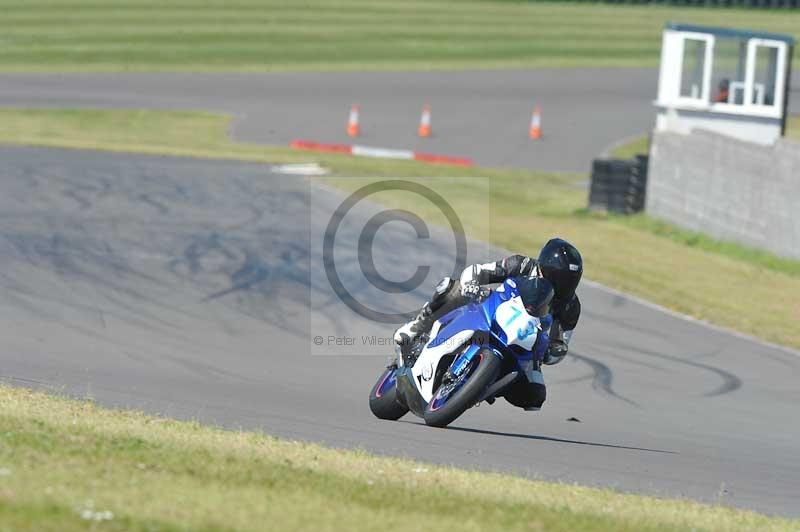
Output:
[347, 104, 360, 137]
[529, 105, 542, 140]
[418, 104, 432, 138]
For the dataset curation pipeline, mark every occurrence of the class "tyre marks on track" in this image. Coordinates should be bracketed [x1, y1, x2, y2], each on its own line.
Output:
[567, 351, 640, 408]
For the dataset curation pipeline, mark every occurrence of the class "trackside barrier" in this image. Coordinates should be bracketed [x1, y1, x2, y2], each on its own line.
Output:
[290, 140, 473, 167]
[588, 155, 648, 214]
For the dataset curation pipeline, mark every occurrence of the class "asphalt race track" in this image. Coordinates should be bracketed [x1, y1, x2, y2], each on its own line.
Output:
[1, 145, 798, 516]
[2, 70, 798, 173]
[0, 69, 660, 172]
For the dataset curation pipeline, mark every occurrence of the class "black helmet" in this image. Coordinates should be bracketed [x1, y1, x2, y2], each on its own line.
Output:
[536, 238, 582, 304]
[516, 276, 554, 318]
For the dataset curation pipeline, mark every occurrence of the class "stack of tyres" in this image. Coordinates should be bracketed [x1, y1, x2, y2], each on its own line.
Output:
[588, 155, 648, 215]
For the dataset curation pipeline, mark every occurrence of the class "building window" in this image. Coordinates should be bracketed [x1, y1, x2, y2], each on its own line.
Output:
[679, 37, 710, 102]
[711, 37, 746, 105]
[749, 41, 782, 108]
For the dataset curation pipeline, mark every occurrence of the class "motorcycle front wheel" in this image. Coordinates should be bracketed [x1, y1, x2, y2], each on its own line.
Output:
[423, 348, 500, 428]
[368, 366, 409, 420]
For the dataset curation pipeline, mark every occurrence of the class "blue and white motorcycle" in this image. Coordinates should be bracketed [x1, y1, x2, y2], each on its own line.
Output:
[369, 276, 554, 428]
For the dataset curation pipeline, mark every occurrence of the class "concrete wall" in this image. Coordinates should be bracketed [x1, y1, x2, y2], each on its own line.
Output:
[646, 129, 800, 260]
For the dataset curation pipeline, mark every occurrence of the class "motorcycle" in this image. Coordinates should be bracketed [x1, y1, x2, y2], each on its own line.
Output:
[369, 276, 553, 428]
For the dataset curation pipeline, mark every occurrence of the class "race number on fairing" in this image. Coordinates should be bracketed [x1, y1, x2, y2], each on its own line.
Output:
[494, 297, 540, 351]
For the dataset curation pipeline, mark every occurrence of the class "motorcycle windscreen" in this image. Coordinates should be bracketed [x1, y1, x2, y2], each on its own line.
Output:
[515, 276, 554, 318]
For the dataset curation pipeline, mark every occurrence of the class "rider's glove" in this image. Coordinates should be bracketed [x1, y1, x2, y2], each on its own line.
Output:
[460, 280, 482, 300]
[543, 341, 568, 365]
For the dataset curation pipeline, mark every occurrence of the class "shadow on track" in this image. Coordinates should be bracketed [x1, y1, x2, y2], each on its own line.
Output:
[401, 421, 675, 454]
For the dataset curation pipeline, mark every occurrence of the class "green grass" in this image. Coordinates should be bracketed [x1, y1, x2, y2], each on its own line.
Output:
[611, 213, 800, 276]
[0, 385, 796, 531]
[786, 115, 800, 141]
[0, 107, 799, 350]
[1, 0, 800, 71]
[609, 135, 651, 159]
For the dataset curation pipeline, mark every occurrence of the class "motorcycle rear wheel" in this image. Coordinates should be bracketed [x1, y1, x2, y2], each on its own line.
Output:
[423, 348, 500, 428]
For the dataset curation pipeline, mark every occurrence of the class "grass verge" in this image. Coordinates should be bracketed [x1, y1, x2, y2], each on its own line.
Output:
[0, 108, 798, 350]
[0, 384, 797, 531]
[1, 0, 800, 71]
[609, 135, 651, 160]
[785, 115, 800, 141]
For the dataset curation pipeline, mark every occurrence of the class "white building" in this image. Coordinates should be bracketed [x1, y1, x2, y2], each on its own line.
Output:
[654, 23, 795, 145]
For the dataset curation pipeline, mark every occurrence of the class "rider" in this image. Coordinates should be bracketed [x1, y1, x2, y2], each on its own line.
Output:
[393, 238, 583, 410]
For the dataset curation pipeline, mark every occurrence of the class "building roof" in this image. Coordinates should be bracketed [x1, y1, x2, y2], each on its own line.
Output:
[666, 22, 795, 45]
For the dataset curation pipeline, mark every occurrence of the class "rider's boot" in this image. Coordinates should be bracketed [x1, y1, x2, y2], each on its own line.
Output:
[393, 302, 433, 347]
[393, 276, 456, 355]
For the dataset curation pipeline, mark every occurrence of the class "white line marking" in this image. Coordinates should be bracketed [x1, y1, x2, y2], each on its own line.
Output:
[352, 145, 414, 160]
